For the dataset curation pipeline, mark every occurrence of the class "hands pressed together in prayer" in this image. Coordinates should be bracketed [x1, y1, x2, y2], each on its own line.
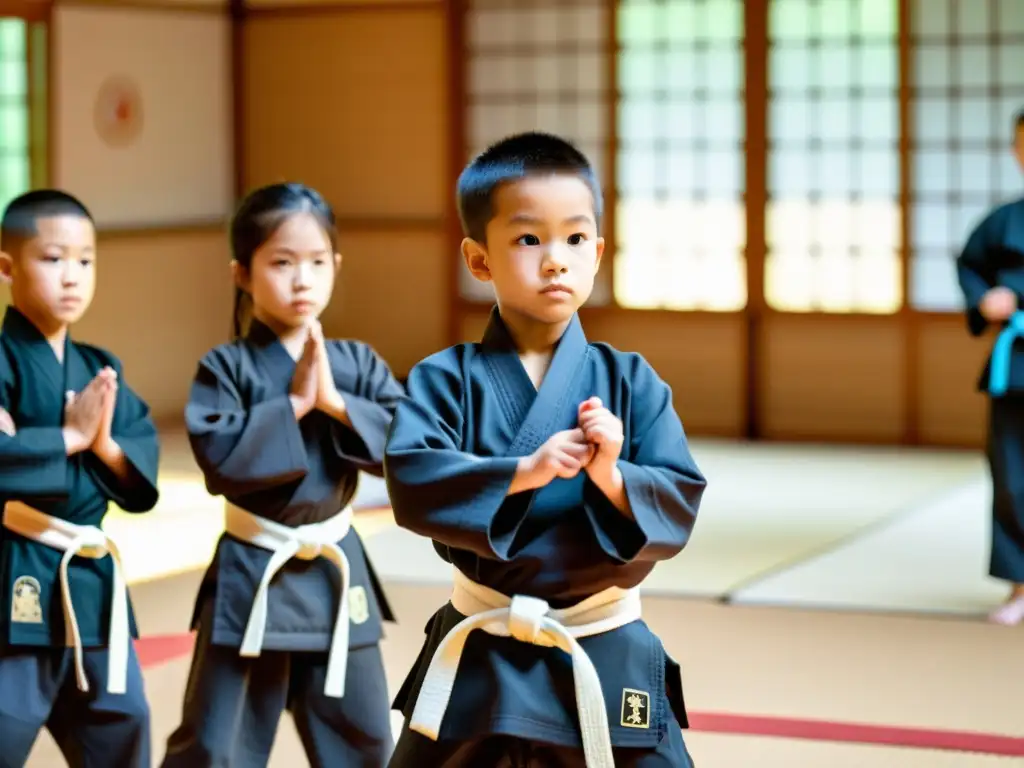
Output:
[62, 367, 119, 456]
[289, 320, 349, 424]
[1, 368, 131, 479]
[513, 397, 629, 513]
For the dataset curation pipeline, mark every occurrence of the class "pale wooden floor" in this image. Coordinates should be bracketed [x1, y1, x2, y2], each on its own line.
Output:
[23, 432, 1024, 766]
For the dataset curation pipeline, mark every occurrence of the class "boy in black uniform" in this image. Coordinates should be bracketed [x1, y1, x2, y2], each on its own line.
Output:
[0, 190, 160, 767]
[385, 133, 707, 766]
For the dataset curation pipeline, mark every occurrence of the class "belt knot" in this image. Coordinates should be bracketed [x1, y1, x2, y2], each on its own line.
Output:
[508, 595, 550, 643]
[72, 530, 109, 559]
[294, 538, 324, 560]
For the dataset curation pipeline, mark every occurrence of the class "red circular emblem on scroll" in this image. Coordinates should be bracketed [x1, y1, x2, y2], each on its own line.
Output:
[94, 76, 143, 148]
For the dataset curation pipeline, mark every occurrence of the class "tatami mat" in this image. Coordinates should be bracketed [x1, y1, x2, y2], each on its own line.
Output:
[98, 432, 997, 619]
[363, 440, 984, 598]
[731, 477, 1010, 615]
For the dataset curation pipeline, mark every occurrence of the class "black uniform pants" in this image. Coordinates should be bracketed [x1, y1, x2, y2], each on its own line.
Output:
[987, 396, 1024, 583]
[0, 643, 150, 768]
[160, 600, 393, 768]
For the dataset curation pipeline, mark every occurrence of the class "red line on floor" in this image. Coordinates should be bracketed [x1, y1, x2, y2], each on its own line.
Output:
[134, 634, 1024, 757]
[688, 712, 1024, 757]
[136, 631, 195, 668]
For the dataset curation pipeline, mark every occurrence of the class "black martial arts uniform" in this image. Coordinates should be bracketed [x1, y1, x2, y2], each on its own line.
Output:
[161, 319, 404, 768]
[958, 197, 1024, 584]
[0, 306, 160, 768]
[384, 308, 706, 767]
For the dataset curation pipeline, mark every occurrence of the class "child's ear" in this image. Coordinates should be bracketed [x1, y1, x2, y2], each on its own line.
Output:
[334, 252, 342, 271]
[462, 238, 491, 282]
[230, 260, 249, 291]
[0, 252, 13, 286]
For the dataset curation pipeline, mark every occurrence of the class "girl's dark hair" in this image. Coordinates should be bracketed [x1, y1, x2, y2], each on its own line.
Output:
[229, 182, 338, 339]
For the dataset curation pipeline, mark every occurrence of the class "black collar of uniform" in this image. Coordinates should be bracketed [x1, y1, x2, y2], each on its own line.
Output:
[2, 305, 61, 349]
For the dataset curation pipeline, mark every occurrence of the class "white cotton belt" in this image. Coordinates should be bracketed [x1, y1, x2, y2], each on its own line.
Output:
[2, 500, 130, 696]
[224, 503, 353, 698]
[408, 569, 643, 768]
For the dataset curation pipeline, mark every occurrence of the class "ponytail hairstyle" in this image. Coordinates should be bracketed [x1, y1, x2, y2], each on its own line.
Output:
[229, 182, 338, 339]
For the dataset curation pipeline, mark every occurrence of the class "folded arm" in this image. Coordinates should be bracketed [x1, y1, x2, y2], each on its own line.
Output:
[957, 221, 997, 337]
[185, 349, 310, 497]
[0, 366, 69, 499]
[583, 358, 707, 564]
[0, 425, 71, 499]
[383, 357, 527, 560]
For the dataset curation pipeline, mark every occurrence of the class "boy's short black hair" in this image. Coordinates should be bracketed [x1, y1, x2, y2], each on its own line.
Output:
[0, 189, 93, 252]
[457, 132, 603, 243]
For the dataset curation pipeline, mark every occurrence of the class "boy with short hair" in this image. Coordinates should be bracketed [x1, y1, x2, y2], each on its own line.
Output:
[384, 132, 707, 766]
[0, 190, 160, 767]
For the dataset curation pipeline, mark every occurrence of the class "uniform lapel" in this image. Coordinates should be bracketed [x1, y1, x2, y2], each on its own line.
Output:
[2, 307, 67, 420]
[480, 307, 590, 459]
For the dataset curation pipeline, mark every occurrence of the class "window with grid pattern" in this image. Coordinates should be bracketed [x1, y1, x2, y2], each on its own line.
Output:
[614, 0, 746, 311]
[462, 0, 611, 305]
[0, 18, 30, 216]
[909, 0, 1024, 311]
[766, 0, 901, 314]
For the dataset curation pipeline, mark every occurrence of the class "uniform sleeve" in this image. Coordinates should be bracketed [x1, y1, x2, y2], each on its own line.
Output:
[383, 355, 525, 560]
[957, 218, 997, 337]
[0, 353, 69, 500]
[327, 342, 406, 474]
[582, 358, 706, 564]
[184, 347, 309, 497]
[88, 357, 160, 512]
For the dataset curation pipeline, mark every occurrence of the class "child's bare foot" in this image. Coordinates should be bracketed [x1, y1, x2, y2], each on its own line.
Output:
[988, 585, 1024, 626]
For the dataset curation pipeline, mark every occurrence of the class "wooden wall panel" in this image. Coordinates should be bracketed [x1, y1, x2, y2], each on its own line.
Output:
[246, 0, 434, 7]
[242, 8, 447, 219]
[54, 5, 233, 226]
[759, 315, 906, 442]
[324, 228, 449, 376]
[73, 229, 232, 425]
[916, 315, 990, 447]
[57, 0, 227, 7]
[242, 4, 449, 376]
[457, 307, 490, 344]
[584, 312, 747, 436]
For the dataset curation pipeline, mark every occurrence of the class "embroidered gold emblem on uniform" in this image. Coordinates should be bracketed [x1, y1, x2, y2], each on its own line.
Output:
[11, 575, 43, 624]
[349, 585, 369, 625]
[620, 688, 651, 728]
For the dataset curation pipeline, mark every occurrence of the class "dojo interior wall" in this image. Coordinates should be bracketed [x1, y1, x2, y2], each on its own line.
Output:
[11, 0, 994, 447]
[9, 0, 450, 428]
